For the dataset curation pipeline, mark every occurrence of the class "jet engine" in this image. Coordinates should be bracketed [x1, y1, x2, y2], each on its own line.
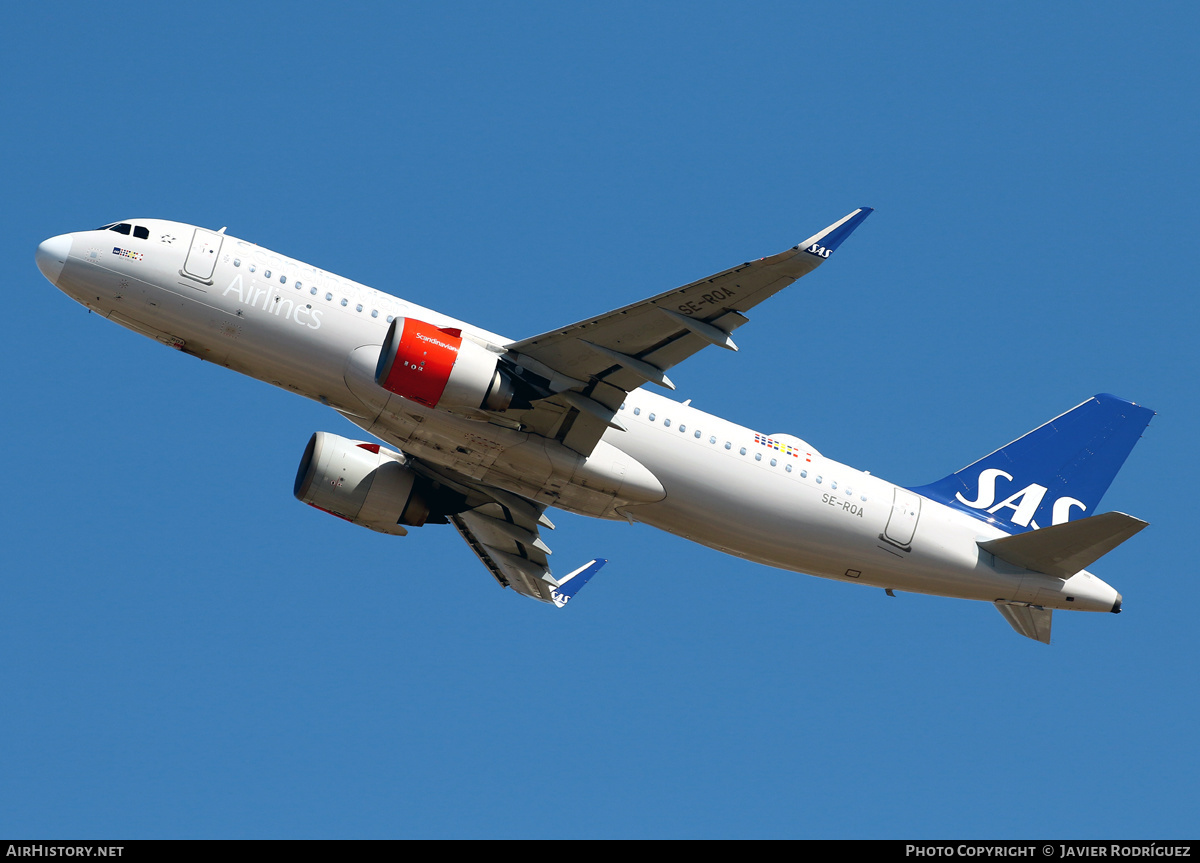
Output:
[293, 432, 431, 535]
[375, 317, 515, 411]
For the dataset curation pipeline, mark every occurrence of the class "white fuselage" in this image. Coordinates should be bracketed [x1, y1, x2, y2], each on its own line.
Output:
[38, 219, 1122, 614]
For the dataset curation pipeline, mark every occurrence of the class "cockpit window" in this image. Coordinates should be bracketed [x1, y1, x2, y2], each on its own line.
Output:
[133, 226, 149, 240]
[96, 223, 116, 230]
[110, 223, 132, 235]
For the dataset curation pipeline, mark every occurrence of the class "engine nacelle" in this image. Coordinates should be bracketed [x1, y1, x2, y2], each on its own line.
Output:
[375, 317, 514, 411]
[293, 432, 430, 535]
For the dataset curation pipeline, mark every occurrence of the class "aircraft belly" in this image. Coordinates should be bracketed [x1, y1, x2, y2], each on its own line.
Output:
[613, 428, 873, 571]
[611, 421, 1028, 602]
[59, 256, 230, 362]
[396, 415, 662, 517]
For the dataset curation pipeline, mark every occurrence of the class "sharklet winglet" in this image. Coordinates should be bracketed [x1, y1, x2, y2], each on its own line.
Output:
[796, 207, 874, 259]
[551, 558, 607, 608]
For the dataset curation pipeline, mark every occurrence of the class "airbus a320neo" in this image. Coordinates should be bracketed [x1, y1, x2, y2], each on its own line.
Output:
[36, 209, 1153, 643]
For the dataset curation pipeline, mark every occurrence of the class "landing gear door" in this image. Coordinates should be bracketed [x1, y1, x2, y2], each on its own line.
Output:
[882, 488, 921, 551]
[182, 228, 223, 282]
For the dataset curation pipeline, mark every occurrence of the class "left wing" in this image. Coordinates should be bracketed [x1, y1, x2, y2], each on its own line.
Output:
[450, 496, 606, 606]
[334, 413, 607, 606]
[503, 207, 873, 455]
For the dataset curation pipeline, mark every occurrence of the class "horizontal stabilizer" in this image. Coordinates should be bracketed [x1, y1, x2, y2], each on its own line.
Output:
[995, 603, 1053, 644]
[979, 512, 1148, 579]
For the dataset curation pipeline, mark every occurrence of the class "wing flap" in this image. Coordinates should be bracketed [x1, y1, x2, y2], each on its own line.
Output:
[452, 506, 554, 601]
[451, 494, 605, 605]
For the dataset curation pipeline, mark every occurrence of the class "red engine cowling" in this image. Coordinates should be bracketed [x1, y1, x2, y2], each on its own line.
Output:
[293, 432, 430, 535]
[374, 317, 513, 411]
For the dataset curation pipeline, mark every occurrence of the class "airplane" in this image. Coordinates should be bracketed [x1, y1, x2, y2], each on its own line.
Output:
[34, 208, 1154, 643]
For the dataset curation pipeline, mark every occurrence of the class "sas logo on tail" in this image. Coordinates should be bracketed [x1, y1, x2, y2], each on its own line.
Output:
[957, 468, 1085, 529]
[805, 243, 832, 258]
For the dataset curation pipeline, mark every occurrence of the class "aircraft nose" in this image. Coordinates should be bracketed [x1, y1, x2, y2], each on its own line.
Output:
[36, 234, 73, 285]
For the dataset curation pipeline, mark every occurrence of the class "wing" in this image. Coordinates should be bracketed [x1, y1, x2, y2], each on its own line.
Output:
[450, 492, 606, 605]
[409, 453, 608, 605]
[334, 412, 607, 606]
[503, 207, 873, 455]
[452, 502, 605, 606]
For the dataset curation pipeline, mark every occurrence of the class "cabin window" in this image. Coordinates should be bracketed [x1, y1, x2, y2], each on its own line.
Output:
[816, 476, 823, 484]
[371, 310, 379, 318]
[633, 407, 641, 416]
[786, 464, 792, 473]
[325, 292, 333, 301]
[770, 458, 777, 466]
[755, 453, 762, 461]
[694, 430, 701, 439]
[831, 482, 837, 490]
[709, 436, 716, 444]
[264, 270, 271, 279]
[648, 413, 656, 422]
[800, 470, 808, 478]
[295, 281, 302, 290]
[310, 287, 318, 296]
[724, 442, 731, 450]
[664, 419, 671, 428]
[340, 298, 348, 307]
[233, 259, 241, 267]
[356, 304, 363, 312]
[387, 315, 394, 323]
[739, 447, 746, 455]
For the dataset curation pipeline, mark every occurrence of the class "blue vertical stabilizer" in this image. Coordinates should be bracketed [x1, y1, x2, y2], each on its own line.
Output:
[909, 394, 1154, 533]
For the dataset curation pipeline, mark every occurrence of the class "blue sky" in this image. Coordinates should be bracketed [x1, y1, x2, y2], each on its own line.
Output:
[3, 1, 1198, 838]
